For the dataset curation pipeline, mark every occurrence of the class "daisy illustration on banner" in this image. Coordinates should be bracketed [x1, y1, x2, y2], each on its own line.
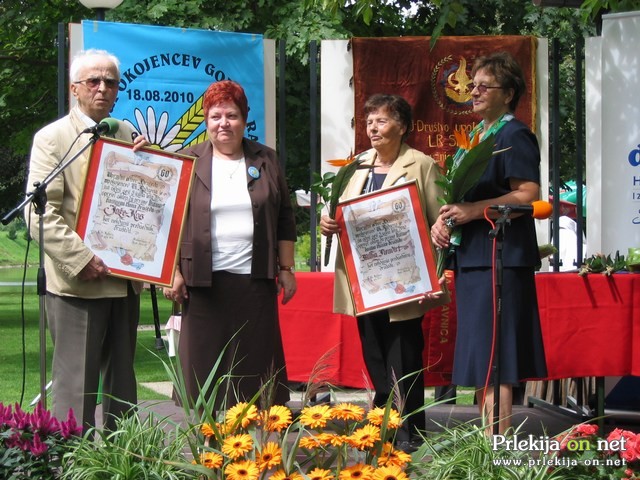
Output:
[124, 106, 183, 152]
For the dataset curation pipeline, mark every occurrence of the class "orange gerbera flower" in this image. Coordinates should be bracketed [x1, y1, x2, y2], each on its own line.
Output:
[366, 408, 402, 429]
[261, 405, 293, 432]
[371, 465, 409, 480]
[222, 433, 254, 459]
[224, 460, 260, 480]
[307, 467, 335, 480]
[257, 441, 282, 471]
[270, 469, 305, 480]
[349, 424, 381, 450]
[225, 402, 259, 430]
[331, 403, 365, 422]
[200, 422, 215, 437]
[299, 404, 332, 429]
[299, 436, 322, 450]
[338, 463, 375, 480]
[197, 451, 224, 469]
[376, 442, 412, 467]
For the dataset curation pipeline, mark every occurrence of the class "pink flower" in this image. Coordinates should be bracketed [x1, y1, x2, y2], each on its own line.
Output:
[59, 408, 81, 438]
[29, 432, 49, 457]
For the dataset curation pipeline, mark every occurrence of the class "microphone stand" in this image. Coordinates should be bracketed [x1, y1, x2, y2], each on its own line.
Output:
[487, 210, 511, 436]
[1, 132, 101, 409]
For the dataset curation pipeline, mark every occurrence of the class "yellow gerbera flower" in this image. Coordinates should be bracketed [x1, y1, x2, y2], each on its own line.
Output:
[226, 402, 259, 430]
[371, 465, 408, 480]
[366, 408, 402, 429]
[257, 441, 282, 471]
[222, 433, 254, 459]
[331, 403, 365, 422]
[377, 442, 412, 467]
[338, 463, 375, 480]
[198, 451, 224, 469]
[349, 424, 381, 450]
[224, 460, 260, 480]
[270, 469, 305, 480]
[308, 467, 335, 480]
[261, 405, 292, 432]
[300, 404, 332, 429]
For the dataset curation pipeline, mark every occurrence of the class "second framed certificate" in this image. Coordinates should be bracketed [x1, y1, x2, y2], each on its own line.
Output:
[335, 180, 442, 316]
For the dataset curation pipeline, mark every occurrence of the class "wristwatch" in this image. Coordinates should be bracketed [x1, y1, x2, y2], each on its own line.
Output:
[279, 265, 295, 273]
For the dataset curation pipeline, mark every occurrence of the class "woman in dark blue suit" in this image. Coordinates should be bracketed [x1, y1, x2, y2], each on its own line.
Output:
[430, 52, 547, 434]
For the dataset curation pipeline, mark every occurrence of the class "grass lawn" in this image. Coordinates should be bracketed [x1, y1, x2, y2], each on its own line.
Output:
[0, 282, 176, 406]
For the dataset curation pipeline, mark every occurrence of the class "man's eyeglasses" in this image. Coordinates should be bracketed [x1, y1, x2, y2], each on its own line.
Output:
[73, 77, 119, 89]
[469, 83, 504, 94]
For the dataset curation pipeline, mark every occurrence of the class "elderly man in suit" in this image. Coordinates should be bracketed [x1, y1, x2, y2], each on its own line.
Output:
[26, 49, 148, 431]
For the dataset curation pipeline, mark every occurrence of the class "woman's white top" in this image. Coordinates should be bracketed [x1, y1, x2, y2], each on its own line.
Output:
[210, 156, 253, 274]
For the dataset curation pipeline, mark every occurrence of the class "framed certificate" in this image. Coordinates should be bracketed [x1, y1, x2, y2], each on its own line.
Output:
[335, 180, 442, 316]
[76, 137, 196, 287]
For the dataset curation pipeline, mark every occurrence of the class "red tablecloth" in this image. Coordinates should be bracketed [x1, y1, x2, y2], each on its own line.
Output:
[278, 272, 640, 388]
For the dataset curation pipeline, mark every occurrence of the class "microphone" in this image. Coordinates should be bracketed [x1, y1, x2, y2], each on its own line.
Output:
[489, 200, 553, 219]
[82, 117, 120, 136]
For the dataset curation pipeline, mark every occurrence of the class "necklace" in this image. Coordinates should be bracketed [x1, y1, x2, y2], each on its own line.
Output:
[227, 160, 243, 179]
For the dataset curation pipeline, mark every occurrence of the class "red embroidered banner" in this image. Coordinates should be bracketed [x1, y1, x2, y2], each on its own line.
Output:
[351, 36, 537, 166]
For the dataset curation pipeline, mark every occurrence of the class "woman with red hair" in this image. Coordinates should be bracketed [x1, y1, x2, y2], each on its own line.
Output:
[164, 80, 297, 409]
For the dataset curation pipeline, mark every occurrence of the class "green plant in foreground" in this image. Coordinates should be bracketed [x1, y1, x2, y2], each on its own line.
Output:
[61, 409, 195, 480]
[412, 422, 579, 480]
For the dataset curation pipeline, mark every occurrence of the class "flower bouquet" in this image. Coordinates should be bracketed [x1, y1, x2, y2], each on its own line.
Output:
[311, 152, 373, 266]
[433, 129, 502, 277]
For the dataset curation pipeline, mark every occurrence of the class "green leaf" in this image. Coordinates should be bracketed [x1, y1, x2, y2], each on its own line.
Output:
[448, 132, 497, 203]
[327, 158, 365, 218]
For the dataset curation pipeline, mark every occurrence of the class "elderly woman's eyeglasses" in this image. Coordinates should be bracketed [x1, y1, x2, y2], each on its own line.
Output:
[73, 77, 119, 89]
[469, 83, 504, 94]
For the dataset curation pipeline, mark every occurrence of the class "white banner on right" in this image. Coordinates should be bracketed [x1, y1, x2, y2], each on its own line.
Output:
[586, 11, 640, 256]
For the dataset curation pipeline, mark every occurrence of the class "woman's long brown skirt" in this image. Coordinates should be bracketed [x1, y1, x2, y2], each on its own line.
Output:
[178, 271, 290, 410]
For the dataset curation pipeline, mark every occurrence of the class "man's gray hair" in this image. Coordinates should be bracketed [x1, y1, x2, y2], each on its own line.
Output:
[69, 49, 120, 83]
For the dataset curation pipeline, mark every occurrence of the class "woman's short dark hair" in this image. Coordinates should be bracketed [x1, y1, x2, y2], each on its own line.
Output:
[472, 51, 527, 112]
[203, 80, 249, 122]
[363, 94, 412, 141]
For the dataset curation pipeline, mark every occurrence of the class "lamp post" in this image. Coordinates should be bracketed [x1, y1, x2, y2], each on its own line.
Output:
[78, 0, 123, 21]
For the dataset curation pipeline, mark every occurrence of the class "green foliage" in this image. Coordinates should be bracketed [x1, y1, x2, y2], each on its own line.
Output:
[578, 250, 627, 276]
[412, 422, 573, 479]
[61, 410, 193, 479]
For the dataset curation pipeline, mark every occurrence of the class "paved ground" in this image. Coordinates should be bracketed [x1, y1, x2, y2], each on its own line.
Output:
[133, 381, 580, 437]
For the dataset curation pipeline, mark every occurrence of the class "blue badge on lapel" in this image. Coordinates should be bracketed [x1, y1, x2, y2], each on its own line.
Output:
[248, 166, 260, 179]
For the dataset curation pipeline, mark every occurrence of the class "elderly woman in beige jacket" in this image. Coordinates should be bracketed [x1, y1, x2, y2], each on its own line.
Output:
[320, 94, 449, 451]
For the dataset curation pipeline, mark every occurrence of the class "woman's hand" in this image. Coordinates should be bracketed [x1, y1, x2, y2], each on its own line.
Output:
[320, 215, 339, 237]
[277, 270, 297, 305]
[418, 274, 447, 304]
[431, 214, 452, 249]
[163, 269, 188, 305]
